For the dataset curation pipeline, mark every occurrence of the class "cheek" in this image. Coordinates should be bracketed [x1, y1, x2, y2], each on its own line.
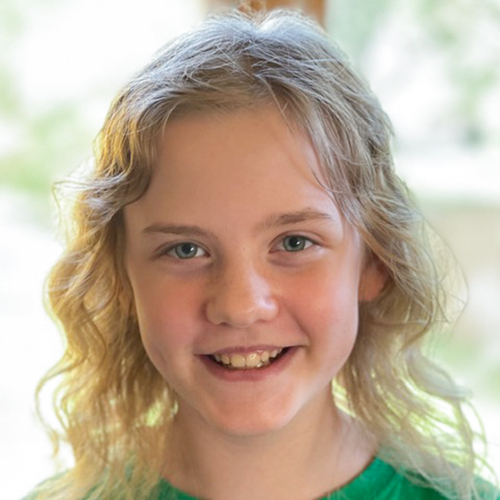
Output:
[289, 266, 361, 366]
[290, 265, 361, 327]
[130, 276, 202, 363]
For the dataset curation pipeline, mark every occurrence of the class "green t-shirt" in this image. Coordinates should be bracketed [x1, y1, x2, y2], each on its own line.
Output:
[156, 457, 497, 500]
[23, 457, 498, 499]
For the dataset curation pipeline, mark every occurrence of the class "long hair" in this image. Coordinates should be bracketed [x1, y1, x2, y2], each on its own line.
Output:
[34, 9, 494, 500]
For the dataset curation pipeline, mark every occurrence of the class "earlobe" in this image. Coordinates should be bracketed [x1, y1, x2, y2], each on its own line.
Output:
[359, 257, 387, 302]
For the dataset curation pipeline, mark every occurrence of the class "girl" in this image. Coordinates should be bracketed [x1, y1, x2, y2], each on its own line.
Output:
[25, 8, 497, 500]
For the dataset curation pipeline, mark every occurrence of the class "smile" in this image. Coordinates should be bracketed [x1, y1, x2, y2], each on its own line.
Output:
[209, 348, 287, 370]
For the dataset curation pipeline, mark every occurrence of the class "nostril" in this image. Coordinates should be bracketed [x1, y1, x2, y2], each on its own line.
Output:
[205, 294, 278, 327]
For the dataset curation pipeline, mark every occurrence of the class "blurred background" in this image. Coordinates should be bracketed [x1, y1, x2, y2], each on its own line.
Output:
[0, 0, 499, 498]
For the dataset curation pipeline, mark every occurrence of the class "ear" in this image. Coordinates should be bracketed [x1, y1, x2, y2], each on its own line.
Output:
[358, 255, 387, 302]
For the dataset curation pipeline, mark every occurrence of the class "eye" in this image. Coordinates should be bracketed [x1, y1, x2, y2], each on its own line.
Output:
[168, 242, 206, 259]
[281, 235, 313, 252]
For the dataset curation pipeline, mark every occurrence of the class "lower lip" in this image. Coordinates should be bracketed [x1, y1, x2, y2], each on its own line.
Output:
[199, 347, 297, 382]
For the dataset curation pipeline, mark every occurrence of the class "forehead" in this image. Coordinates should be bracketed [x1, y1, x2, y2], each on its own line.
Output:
[124, 105, 345, 235]
[154, 106, 326, 190]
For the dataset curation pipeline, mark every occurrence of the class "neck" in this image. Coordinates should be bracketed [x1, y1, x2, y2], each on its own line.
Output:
[163, 391, 375, 500]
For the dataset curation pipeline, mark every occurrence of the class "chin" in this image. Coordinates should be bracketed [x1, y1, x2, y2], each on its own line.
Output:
[210, 413, 295, 438]
[196, 396, 306, 439]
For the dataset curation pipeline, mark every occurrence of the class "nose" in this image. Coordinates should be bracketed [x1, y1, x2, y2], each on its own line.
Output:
[205, 261, 279, 328]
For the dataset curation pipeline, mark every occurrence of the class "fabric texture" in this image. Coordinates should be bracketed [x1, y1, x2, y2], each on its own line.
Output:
[156, 457, 496, 500]
[22, 457, 498, 499]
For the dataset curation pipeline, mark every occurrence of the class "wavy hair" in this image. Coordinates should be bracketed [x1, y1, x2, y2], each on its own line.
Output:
[34, 8, 495, 500]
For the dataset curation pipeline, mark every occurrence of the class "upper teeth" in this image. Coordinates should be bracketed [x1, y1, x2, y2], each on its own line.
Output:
[213, 349, 283, 369]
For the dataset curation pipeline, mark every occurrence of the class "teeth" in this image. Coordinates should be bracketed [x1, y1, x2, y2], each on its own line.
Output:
[230, 354, 246, 368]
[245, 353, 260, 368]
[213, 348, 284, 369]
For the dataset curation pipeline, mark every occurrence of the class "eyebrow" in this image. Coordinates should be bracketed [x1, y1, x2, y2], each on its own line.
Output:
[142, 223, 218, 240]
[255, 208, 338, 233]
[141, 209, 339, 238]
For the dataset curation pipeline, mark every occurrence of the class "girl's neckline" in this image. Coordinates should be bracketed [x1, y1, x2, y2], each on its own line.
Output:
[157, 455, 396, 499]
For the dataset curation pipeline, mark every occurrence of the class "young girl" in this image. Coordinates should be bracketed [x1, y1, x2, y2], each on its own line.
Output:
[25, 8, 498, 500]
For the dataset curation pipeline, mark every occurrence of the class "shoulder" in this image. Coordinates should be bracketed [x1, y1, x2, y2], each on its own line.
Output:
[327, 457, 499, 500]
[383, 473, 453, 499]
[382, 467, 499, 500]
[22, 476, 186, 500]
[20, 473, 92, 500]
[20, 476, 60, 500]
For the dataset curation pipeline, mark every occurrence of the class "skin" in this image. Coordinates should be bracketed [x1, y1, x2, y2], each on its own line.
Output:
[124, 106, 385, 499]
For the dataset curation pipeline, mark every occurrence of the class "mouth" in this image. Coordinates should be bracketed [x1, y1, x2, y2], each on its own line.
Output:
[207, 348, 289, 370]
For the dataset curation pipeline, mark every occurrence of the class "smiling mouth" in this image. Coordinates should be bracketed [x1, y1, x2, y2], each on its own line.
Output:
[208, 348, 288, 370]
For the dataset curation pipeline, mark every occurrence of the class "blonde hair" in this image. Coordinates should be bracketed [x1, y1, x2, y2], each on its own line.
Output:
[35, 9, 495, 500]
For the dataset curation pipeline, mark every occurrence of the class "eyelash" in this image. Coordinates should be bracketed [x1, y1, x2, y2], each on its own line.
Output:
[158, 235, 316, 261]
[276, 235, 315, 253]
[162, 242, 209, 260]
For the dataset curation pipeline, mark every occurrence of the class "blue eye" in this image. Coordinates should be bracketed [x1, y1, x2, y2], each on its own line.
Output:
[169, 242, 205, 259]
[282, 235, 312, 252]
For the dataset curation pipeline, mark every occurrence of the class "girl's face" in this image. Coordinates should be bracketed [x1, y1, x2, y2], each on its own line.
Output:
[124, 106, 384, 437]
